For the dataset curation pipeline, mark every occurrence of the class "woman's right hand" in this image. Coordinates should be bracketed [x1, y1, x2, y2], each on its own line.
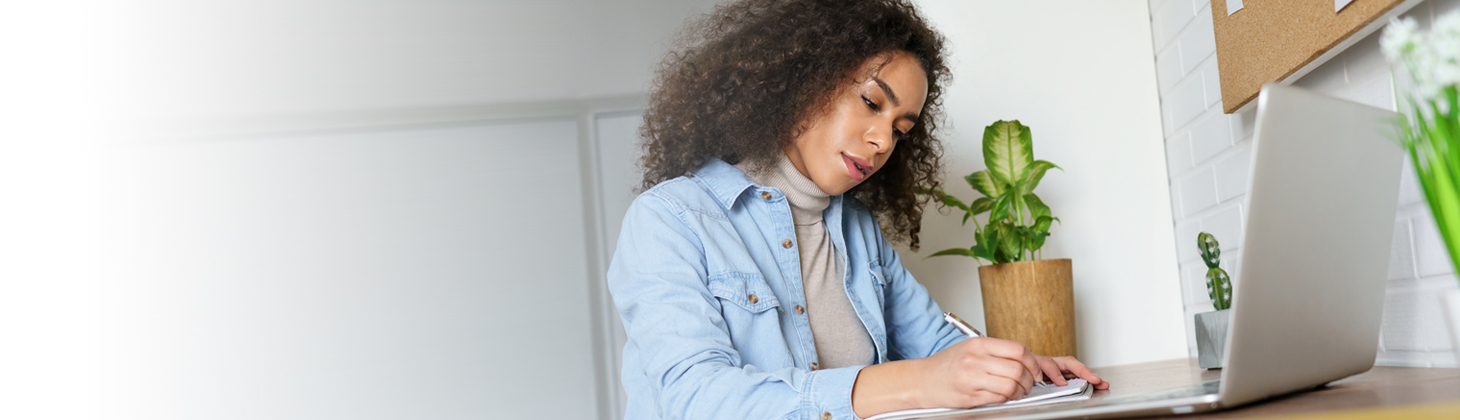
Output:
[912, 337, 1045, 408]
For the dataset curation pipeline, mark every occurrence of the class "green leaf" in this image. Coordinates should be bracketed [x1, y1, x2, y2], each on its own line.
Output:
[989, 194, 1012, 223]
[1020, 160, 1061, 194]
[1012, 193, 1027, 225]
[972, 246, 997, 263]
[936, 190, 968, 210]
[915, 187, 968, 211]
[1032, 216, 1055, 234]
[1014, 226, 1035, 258]
[994, 222, 1022, 262]
[969, 197, 994, 215]
[962, 211, 972, 226]
[1031, 232, 1051, 250]
[926, 247, 975, 259]
[974, 228, 1000, 264]
[965, 170, 1004, 198]
[983, 120, 1034, 187]
[1024, 193, 1051, 220]
[1030, 216, 1054, 250]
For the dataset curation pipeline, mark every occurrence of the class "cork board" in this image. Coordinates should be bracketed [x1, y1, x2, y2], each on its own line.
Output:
[1212, 0, 1423, 113]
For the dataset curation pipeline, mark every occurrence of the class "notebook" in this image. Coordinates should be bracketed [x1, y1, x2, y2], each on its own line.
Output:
[865, 379, 1093, 420]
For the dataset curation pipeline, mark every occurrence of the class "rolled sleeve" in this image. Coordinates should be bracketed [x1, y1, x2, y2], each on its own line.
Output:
[802, 366, 862, 420]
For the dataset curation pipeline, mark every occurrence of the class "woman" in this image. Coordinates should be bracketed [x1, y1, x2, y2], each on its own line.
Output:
[607, 1, 1108, 419]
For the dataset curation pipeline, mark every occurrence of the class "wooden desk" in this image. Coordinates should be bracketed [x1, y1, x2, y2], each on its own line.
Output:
[1091, 358, 1460, 419]
[942, 358, 1460, 419]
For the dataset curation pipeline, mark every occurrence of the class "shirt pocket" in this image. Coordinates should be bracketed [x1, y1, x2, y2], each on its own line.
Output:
[707, 271, 780, 313]
[706, 272, 790, 367]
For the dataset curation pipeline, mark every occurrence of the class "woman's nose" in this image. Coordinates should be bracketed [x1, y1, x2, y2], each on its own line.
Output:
[865, 126, 891, 152]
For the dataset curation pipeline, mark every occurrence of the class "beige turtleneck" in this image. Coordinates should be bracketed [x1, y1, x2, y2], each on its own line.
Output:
[737, 155, 876, 369]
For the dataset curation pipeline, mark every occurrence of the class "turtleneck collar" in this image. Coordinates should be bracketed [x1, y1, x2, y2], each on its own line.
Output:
[736, 153, 831, 225]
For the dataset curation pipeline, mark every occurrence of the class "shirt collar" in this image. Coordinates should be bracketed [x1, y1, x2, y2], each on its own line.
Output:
[693, 157, 759, 210]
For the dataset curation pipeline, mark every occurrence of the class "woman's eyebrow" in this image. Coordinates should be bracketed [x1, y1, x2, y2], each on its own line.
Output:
[872, 77, 901, 107]
[872, 77, 919, 121]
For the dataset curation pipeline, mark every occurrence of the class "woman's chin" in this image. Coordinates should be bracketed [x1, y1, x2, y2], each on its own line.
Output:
[823, 180, 856, 196]
[808, 168, 862, 195]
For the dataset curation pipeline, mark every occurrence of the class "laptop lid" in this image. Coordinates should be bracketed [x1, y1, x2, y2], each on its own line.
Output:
[1217, 83, 1404, 407]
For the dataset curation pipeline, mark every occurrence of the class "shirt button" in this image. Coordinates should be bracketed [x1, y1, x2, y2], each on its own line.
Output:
[795, 305, 804, 315]
[761, 191, 772, 200]
[782, 239, 793, 248]
[821, 412, 832, 420]
[810, 362, 819, 371]
[747, 294, 758, 304]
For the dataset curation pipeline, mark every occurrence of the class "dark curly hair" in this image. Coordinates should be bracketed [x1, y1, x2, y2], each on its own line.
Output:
[638, 0, 949, 250]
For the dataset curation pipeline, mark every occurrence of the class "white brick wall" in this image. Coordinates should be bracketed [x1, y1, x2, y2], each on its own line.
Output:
[1148, 0, 1460, 367]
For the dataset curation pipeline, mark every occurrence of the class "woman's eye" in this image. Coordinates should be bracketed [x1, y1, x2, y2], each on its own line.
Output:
[893, 128, 906, 140]
[862, 96, 880, 111]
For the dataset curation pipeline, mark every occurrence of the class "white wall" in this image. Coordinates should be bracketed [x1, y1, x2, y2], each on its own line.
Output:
[1147, 0, 1460, 367]
[85, 0, 719, 125]
[587, 111, 650, 418]
[901, 0, 1189, 368]
[2, 1, 719, 420]
[88, 119, 598, 420]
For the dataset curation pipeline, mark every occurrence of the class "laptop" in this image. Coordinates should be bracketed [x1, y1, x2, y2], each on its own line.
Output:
[917, 83, 1405, 419]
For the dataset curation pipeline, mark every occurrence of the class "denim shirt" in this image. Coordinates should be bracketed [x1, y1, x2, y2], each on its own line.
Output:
[608, 158, 967, 420]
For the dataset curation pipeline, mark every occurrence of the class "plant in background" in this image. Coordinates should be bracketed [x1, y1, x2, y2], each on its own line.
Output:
[1198, 232, 1232, 311]
[1382, 12, 1460, 287]
[919, 120, 1059, 265]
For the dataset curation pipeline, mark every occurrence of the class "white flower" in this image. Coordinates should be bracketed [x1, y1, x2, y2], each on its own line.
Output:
[1432, 12, 1460, 78]
[1382, 17, 1420, 61]
[1411, 45, 1441, 102]
[1434, 59, 1460, 89]
[1388, 10, 1460, 114]
[1435, 9, 1460, 39]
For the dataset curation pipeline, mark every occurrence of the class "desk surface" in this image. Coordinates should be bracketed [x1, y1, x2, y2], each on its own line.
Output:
[1086, 358, 1460, 419]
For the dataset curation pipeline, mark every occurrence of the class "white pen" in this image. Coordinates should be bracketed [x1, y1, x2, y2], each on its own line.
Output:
[943, 312, 1050, 390]
[942, 312, 983, 337]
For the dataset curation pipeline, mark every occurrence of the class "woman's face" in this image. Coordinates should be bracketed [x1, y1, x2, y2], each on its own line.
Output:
[785, 51, 928, 196]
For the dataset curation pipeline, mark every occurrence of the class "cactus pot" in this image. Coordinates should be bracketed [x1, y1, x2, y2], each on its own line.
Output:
[977, 258, 1076, 358]
[1195, 309, 1231, 369]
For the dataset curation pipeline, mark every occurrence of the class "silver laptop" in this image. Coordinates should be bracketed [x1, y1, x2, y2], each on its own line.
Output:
[935, 84, 1405, 419]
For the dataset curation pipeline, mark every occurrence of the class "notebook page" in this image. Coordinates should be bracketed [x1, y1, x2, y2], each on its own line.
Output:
[866, 379, 1090, 420]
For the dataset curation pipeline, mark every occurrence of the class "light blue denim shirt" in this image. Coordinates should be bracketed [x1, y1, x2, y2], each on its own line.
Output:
[608, 158, 967, 420]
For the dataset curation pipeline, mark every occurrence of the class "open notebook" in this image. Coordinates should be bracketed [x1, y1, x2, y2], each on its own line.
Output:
[866, 379, 1092, 420]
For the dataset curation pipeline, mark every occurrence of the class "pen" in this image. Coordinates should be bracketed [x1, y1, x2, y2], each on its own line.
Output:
[942, 311, 982, 337]
[943, 312, 1050, 390]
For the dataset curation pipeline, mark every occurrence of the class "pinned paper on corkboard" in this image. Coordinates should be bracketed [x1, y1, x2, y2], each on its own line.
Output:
[1212, 0, 1422, 114]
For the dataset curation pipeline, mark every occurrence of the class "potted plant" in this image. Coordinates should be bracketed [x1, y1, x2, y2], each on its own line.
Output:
[1194, 232, 1233, 369]
[1382, 12, 1460, 357]
[919, 120, 1075, 357]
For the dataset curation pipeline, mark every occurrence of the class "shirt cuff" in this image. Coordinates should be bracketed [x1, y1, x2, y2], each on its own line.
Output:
[802, 365, 865, 420]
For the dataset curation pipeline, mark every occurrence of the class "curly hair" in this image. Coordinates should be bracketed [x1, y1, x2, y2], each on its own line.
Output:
[638, 0, 949, 250]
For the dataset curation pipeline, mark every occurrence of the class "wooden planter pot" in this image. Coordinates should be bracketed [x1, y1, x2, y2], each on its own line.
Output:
[977, 258, 1077, 357]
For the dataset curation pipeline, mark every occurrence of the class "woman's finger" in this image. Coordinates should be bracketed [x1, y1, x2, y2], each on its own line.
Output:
[983, 339, 1042, 385]
[972, 339, 1039, 394]
[980, 357, 1033, 398]
[1019, 349, 1044, 384]
[1054, 356, 1109, 390]
[1036, 356, 1067, 387]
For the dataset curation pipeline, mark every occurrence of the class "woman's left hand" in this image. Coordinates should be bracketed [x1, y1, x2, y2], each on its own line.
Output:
[1033, 355, 1110, 390]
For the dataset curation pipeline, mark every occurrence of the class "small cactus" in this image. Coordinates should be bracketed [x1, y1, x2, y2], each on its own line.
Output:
[1198, 232, 1233, 311]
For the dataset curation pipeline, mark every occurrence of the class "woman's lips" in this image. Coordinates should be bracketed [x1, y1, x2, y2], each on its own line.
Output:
[842, 153, 870, 182]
